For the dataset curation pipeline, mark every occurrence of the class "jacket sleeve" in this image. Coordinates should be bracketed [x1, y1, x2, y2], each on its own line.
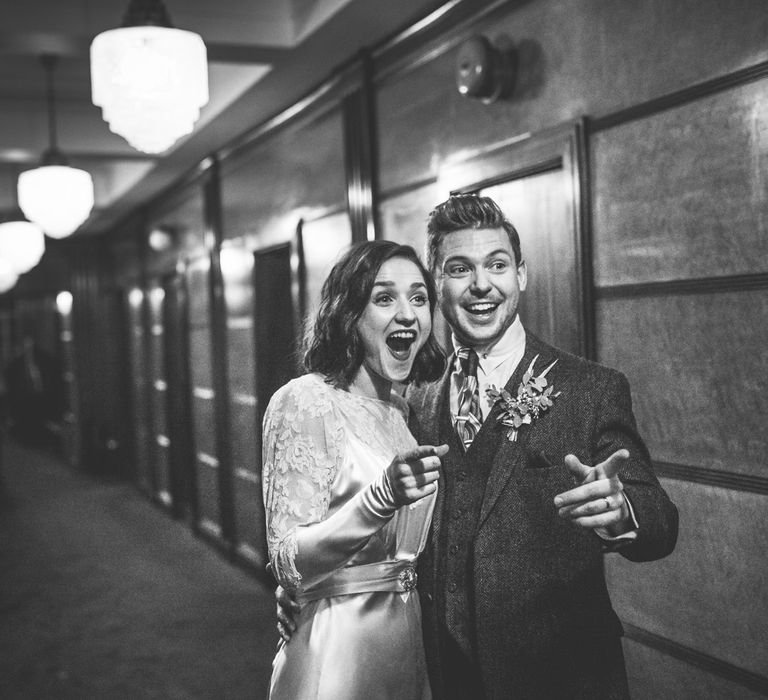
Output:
[592, 370, 679, 561]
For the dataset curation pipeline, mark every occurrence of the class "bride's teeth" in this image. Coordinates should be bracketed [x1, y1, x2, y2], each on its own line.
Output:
[386, 330, 417, 353]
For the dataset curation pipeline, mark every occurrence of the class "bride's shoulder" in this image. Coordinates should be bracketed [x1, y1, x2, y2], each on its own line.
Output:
[267, 373, 338, 419]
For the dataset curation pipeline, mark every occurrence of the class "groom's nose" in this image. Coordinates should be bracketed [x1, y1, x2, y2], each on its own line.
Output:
[470, 267, 492, 295]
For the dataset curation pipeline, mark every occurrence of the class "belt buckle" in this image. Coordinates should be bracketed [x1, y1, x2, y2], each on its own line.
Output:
[398, 564, 418, 592]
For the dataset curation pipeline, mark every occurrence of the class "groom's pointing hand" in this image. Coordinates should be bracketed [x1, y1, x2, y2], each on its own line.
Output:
[553, 449, 632, 535]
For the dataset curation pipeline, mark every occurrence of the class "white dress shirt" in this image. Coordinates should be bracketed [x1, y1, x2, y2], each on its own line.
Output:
[449, 316, 526, 421]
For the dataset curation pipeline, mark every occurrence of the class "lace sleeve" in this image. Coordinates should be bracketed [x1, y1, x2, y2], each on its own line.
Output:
[262, 377, 342, 590]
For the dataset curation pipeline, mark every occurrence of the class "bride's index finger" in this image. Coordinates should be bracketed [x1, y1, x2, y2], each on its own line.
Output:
[401, 444, 448, 462]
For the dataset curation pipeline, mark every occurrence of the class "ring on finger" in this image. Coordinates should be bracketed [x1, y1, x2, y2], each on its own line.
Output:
[603, 496, 611, 511]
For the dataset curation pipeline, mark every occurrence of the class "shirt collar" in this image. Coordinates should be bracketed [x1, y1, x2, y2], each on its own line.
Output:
[451, 316, 526, 371]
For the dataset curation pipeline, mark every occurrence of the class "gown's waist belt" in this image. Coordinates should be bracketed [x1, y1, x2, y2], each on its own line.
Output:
[296, 560, 418, 603]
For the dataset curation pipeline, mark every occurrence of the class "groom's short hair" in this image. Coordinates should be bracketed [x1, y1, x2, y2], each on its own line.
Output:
[425, 193, 522, 272]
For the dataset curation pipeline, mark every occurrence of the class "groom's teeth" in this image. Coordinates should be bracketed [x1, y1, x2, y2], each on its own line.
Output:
[468, 303, 497, 313]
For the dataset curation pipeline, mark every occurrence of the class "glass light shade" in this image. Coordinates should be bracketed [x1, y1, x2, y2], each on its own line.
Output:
[0, 221, 45, 274]
[91, 26, 209, 154]
[0, 258, 18, 293]
[18, 165, 95, 239]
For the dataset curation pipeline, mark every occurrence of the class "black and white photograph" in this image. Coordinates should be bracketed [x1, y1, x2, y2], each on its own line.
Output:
[0, 1, 766, 698]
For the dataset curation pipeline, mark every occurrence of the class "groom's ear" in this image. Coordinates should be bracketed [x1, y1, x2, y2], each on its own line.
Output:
[517, 260, 527, 291]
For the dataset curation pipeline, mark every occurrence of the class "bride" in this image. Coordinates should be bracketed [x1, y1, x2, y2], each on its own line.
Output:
[262, 240, 447, 699]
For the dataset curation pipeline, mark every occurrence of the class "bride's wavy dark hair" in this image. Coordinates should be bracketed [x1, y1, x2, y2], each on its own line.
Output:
[304, 240, 445, 388]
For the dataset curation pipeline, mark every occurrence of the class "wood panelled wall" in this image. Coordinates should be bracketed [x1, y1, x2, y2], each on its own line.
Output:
[371, 1, 768, 695]
[4, 0, 766, 695]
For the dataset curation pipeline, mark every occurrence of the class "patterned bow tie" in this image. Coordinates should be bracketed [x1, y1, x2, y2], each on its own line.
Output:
[455, 347, 482, 451]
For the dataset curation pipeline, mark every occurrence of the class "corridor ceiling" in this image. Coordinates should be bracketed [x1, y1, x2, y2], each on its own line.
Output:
[0, 0, 443, 236]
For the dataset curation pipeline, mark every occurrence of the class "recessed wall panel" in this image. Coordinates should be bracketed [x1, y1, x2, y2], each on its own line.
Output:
[596, 290, 768, 477]
[301, 212, 352, 325]
[227, 324, 255, 392]
[622, 638, 766, 700]
[592, 80, 768, 286]
[191, 396, 216, 458]
[187, 259, 211, 326]
[189, 329, 213, 390]
[220, 107, 346, 247]
[230, 402, 258, 478]
[195, 460, 220, 534]
[606, 478, 768, 678]
[379, 182, 446, 256]
[126, 297, 151, 493]
[233, 477, 266, 567]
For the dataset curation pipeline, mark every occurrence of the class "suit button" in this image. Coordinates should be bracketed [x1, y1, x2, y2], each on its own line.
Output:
[457, 471, 467, 482]
[449, 544, 459, 555]
[447, 582, 457, 592]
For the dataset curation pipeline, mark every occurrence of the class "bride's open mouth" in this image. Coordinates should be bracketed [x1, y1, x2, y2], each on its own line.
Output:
[385, 329, 417, 360]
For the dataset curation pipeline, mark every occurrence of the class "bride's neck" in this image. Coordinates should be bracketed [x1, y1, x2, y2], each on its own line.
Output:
[348, 364, 392, 402]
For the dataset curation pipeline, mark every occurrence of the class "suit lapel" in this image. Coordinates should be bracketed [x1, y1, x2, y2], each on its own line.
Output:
[477, 333, 555, 529]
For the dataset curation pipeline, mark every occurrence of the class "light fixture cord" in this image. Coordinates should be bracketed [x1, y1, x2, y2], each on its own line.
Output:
[121, 0, 173, 28]
[41, 54, 58, 152]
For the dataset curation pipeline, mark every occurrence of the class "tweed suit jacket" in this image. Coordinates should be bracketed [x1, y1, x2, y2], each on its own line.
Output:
[408, 332, 679, 700]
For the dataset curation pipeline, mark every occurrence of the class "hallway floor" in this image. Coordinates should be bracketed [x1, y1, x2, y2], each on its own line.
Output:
[0, 437, 276, 699]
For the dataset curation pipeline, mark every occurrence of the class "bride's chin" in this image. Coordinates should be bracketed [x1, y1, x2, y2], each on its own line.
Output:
[383, 364, 413, 384]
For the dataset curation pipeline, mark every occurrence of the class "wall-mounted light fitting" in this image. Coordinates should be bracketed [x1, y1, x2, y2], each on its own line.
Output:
[455, 35, 516, 104]
[148, 225, 175, 252]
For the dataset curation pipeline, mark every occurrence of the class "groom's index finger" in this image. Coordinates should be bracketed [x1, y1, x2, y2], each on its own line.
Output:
[596, 449, 630, 479]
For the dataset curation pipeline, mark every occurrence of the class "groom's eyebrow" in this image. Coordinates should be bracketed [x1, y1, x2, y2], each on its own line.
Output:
[484, 248, 513, 260]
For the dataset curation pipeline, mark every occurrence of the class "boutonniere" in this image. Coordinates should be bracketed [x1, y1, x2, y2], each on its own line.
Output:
[486, 354, 561, 442]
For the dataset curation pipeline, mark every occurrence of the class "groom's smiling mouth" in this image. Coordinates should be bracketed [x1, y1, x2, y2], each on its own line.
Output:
[385, 329, 417, 358]
[465, 302, 499, 318]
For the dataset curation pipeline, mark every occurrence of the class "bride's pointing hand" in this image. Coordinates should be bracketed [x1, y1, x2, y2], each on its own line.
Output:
[386, 444, 448, 506]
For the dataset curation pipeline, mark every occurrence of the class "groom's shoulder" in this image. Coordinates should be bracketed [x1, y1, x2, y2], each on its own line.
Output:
[405, 371, 446, 411]
[532, 335, 626, 387]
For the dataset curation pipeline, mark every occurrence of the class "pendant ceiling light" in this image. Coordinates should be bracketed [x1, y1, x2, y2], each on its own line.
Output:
[0, 221, 45, 276]
[90, 0, 209, 154]
[0, 259, 18, 294]
[0, 169, 46, 275]
[18, 55, 95, 239]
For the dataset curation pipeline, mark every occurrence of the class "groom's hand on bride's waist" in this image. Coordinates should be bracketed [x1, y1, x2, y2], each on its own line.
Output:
[276, 584, 300, 643]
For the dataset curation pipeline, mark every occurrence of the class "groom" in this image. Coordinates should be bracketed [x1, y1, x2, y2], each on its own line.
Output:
[407, 193, 678, 699]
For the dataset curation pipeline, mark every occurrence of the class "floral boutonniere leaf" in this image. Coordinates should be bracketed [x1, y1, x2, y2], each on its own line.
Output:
[486, 354, 561, 442]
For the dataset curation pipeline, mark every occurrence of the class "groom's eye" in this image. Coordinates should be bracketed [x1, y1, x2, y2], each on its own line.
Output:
[446, 264, 470, 277]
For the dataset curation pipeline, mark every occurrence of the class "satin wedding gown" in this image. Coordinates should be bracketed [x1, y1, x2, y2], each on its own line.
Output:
[262, 373, 435, 700]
